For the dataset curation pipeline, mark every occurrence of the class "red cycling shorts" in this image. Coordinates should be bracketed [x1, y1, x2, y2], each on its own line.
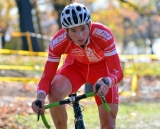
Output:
[57, 59, 119, 105]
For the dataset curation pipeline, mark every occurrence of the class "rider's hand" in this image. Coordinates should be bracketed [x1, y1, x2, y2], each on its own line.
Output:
[93, 78, 111, 95]
[31, 99, 45, 115]
[31, 91, 46, 115]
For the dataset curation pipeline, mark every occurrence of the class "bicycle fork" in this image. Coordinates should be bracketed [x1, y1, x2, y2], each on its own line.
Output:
[70, 94, 85, 129]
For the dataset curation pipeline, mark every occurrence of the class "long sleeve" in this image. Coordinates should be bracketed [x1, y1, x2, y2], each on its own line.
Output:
[37, 29, 68, 95]
[37, 61, 59, 95]
[105, 53, 123, 87]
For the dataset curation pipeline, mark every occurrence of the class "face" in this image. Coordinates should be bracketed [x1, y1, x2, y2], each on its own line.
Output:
[68, 24, 90, 46]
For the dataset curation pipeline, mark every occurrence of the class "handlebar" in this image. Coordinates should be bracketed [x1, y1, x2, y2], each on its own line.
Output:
[95, 84, 110, 111]
[37, 84, 111, 129]
[35, 100, 41, 121]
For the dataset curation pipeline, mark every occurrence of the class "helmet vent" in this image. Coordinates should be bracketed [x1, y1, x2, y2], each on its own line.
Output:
[62, 23, 67, 27]
[86, 15, 90, 21]
[64, 19, 69, 26]
[79, 14, 82, 22]
[76, 6, 81, 11]
[72, 9, 78, 24]
[66, 9, 70, 14]
[67, 17, 72, 25]
[84, 13, 86, 20]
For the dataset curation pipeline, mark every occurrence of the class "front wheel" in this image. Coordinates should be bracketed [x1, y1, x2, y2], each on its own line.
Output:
[75, 118, 85, 129]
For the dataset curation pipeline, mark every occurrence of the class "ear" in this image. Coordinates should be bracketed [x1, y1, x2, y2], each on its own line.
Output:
[88, 21, 92, 29]
[63, 28, 70, 39]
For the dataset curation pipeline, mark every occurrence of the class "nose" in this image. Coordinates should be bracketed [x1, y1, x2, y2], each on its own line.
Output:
[77, 31, 83, 38]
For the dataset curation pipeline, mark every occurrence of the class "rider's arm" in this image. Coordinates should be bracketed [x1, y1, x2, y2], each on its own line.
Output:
[102, 29, 123, 87]
[32, 28, 68, 115]
[37, 29, 68, 96]
[37, 61, 59, 96]
[104, 52, 123, 88]
[97, 52, 123, 89]
[36, 28, 68, 97]
[92, 23, 123, 87]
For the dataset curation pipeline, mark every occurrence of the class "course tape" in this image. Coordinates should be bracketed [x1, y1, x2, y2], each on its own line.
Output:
[0, 49, 47, 56]
[119, 54, 160, 60]
[0, 65, 44, 71]
[1, 49, 160, 59]
[0, 49, 160, 83]
[0, 77, 39, 83]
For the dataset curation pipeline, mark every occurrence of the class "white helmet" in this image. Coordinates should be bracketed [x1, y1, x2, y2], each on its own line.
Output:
[60, 3, 91, 28]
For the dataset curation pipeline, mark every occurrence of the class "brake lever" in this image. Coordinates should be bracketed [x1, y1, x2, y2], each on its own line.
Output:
[99, 92, 106, 103]
[35, 100, 41, 121]
[95, 84, 100, 94]
[95, 84, 110, 111]
[95, 84, 106, 103]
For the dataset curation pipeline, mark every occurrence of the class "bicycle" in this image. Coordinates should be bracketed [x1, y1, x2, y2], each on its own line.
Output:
[35, 84, 111, 129]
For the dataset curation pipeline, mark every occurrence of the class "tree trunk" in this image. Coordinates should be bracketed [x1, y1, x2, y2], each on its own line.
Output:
[16, 0, 39, 52]
[51, 0, 72, 29]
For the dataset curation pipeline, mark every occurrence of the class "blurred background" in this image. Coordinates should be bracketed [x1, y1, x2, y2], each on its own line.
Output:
[0, 0, 160, 129]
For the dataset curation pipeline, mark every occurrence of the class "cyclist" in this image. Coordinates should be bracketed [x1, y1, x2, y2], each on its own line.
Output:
[32, 2, 123, 129]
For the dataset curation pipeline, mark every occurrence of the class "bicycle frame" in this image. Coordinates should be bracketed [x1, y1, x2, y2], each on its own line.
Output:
[38, 91, 110, 129]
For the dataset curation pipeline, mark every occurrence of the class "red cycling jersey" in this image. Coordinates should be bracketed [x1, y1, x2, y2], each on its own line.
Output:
[37, 22, 123, 96]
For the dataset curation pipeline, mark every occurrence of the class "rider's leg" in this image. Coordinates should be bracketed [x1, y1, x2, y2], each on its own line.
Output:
[48, 75, 72, 129]
[95, 85, 119, 129]
[98, 103, 118, 129]
[48, 61, 85, 129]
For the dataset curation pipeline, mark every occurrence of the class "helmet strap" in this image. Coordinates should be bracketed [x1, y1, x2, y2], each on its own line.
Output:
[81, 23, 91, 47]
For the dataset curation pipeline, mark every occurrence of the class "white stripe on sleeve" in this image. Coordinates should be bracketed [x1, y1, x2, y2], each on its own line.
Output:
[47, 58, 60, 62]
[104, 49, 117, 56]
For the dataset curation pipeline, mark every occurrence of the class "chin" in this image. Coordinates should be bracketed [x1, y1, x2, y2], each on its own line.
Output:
[76, 42, 84, 46]
[80, 43, 85, 46]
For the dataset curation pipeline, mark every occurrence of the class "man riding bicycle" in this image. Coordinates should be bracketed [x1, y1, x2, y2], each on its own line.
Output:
[32, 2, 123, 129]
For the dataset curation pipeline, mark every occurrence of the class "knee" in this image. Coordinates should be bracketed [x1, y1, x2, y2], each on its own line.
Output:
[101, 123, 115, 129]
[48, 84, 63, 102]
[48, 75, 72, 103]
[100, 112, 116, 129]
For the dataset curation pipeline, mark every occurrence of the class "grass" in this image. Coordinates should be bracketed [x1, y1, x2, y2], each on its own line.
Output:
[13, 101, 160, 129]
[117, 102, 160, 129]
